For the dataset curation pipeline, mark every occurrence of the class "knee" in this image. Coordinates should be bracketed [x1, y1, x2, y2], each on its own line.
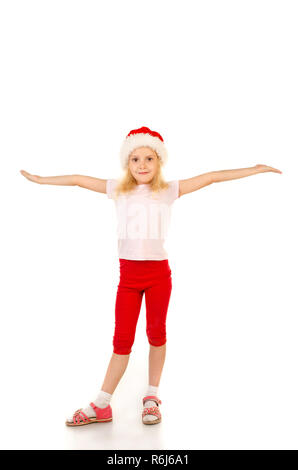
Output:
[113, 334, 134, 355]
[146, 326, 167, 348]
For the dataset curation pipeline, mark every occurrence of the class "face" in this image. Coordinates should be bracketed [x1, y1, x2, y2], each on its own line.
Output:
[128, 147, 159, 184]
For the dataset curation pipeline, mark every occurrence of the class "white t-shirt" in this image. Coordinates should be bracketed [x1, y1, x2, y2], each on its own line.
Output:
[106, 179, 180, 260]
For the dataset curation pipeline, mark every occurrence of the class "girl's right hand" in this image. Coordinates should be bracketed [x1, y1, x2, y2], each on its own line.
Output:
[20, 170, 42, 184]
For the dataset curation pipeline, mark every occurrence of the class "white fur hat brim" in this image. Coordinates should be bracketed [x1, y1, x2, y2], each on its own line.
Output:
[119, 132, 168, 169]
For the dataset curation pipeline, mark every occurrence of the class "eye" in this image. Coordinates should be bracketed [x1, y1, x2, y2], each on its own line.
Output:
[147, 157, 153, 161]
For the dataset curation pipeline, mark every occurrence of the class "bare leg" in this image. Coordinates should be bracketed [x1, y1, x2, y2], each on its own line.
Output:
[148, 344, 166, 387]
[101, 352, 130, 394]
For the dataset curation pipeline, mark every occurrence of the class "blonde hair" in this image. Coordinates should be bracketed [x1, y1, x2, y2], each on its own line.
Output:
[113, 152, 169, 200]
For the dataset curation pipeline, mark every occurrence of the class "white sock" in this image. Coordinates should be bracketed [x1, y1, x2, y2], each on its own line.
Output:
[146, 385, 159, 398]
[67, 390, 112, 422]
[143, 385, 160, 422]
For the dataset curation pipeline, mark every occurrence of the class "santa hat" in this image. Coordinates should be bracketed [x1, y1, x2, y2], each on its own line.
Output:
[119, 126, 168, 170]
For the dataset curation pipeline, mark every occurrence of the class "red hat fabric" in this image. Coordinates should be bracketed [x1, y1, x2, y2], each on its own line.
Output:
[119, 126, 168, 169]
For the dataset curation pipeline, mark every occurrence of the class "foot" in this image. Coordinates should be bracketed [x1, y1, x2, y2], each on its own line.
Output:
[66, 402, 112, 426]
[142, 395, 162, 424]
[66, 404, 96, 423]
[66, 390, 113, 426]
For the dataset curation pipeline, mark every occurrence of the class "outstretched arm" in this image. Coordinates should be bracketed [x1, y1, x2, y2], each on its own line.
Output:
[178, 164, 282, 197]
[20, 170, 107, 194]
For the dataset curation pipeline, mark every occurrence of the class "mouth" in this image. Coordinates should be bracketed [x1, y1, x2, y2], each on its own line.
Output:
[139, 172, 149, 175]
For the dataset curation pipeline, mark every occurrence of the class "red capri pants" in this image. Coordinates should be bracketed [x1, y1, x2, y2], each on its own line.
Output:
[113, 258, 173, 355]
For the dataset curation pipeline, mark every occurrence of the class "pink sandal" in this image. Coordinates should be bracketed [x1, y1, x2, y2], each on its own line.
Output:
[66, 402, 113, 426]
[142, 395, 162, 425]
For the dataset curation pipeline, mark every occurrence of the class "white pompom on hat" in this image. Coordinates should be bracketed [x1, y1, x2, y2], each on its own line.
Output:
[119, 126, 168, 170]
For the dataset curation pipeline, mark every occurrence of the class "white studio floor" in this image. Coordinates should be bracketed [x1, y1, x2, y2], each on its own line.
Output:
[2, 342, 298, 450]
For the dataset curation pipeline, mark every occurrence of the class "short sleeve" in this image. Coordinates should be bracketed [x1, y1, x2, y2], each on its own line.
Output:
[106, 179, 118, 199]
[166, 180, 180, 204]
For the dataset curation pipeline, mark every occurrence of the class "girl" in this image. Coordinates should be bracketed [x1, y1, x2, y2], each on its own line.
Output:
[20, 126, 282, 426]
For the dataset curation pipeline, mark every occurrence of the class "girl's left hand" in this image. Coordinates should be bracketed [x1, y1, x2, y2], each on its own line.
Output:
[254, 164, 282, 174]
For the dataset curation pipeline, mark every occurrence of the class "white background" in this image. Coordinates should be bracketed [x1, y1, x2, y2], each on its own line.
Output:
[0, 0, 297, 450]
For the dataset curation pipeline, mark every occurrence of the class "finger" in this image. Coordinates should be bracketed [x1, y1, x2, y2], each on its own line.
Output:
[269, 167, 282, 173]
